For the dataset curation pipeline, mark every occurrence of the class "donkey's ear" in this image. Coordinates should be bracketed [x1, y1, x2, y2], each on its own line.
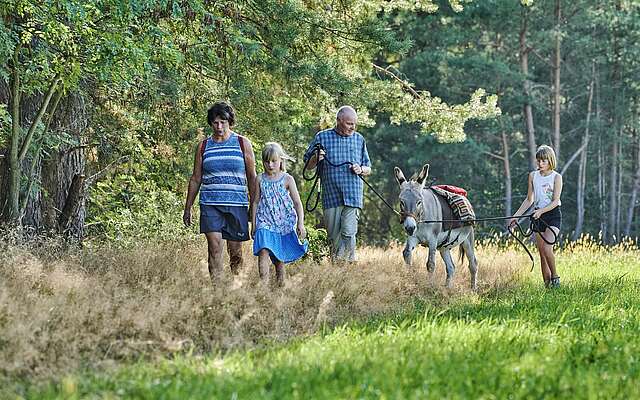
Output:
[416, 164, 430, 187]
[394, 167, 406, 186]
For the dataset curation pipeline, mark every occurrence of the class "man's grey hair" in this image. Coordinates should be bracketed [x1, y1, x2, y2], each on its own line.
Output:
[336, 105, 357, 121]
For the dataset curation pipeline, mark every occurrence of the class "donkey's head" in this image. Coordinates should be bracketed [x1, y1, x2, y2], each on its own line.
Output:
[395, 164, 430, 236]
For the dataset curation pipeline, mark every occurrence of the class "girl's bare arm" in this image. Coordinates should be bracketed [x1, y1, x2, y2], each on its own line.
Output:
[286, 175, 306, 239]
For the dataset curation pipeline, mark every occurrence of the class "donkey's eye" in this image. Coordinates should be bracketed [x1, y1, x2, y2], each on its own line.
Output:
[400, 200, 405, 209]
[416, 200, 422, 208]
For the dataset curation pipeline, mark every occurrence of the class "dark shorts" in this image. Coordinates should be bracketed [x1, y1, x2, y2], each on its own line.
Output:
[531, 206, 562, 232]
[200, 205, 250, 242]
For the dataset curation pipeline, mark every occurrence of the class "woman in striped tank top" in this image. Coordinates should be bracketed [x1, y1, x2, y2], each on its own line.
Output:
[184, 102, 257, 282]
[509, 145, 563, 288]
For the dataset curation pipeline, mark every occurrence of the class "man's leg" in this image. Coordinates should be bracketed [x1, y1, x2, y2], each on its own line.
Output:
[227, 240, 244, 275]
[204, 232, 224, 281]
[323, 206, 344, 259]
[336, 206, 359, 262]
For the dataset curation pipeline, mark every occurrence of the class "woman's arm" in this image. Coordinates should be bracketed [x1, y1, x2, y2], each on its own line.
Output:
[286, 174, 306, 240]
[183, 141, 203, 226]
[242, 137, 258, 206]
[250, 175, 262, 238]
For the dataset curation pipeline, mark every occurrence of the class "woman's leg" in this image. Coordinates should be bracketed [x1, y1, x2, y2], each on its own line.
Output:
[227, 240, 244, 275]
[205, 232, 224, 281]
[535, 233, 552, 285]
[275, 261, 285, 287]
[258, 249, 271, 282]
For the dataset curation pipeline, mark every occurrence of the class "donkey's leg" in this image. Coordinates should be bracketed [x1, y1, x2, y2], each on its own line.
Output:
[403, 236, 418, 266]
[426, 242, 437, 274]
[439, 249, 455, 288]
[461, 234, 478, 290]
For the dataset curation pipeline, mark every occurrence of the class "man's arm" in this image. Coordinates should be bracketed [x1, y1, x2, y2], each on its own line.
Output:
[351, 136, 372, 176]
[303, 134, 323, 169]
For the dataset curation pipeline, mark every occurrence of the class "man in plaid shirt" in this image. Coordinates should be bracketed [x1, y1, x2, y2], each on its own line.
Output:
[304, 106, 372, 261]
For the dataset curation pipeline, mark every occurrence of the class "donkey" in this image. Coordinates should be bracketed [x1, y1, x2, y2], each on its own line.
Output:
[395, 164, 478, 289]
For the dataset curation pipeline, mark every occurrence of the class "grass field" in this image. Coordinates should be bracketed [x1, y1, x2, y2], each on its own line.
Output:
[3, 237, 640, 399]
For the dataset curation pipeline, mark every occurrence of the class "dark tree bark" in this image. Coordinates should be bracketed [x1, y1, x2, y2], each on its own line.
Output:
[520, 6, 537, 170]
[625, 125, 640, 237]
[552, 0, 562, 160]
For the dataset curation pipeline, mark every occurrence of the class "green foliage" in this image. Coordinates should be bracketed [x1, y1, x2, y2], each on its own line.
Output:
[88, 169, 190, 243]
[304, 225, 330, 262]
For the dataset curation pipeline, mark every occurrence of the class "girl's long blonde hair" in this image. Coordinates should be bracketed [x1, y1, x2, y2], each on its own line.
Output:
[261, 142, 295, 172]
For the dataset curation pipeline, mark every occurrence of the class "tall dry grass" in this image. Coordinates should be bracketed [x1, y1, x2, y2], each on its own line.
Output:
[0, 233, 527, 381]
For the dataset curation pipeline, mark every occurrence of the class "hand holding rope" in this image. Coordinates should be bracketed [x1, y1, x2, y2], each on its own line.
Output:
[302, 143, 400, 215]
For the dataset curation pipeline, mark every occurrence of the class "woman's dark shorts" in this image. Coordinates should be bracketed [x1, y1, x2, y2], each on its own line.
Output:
[531, 206, 562, 233]
[200, 205, 250, 242]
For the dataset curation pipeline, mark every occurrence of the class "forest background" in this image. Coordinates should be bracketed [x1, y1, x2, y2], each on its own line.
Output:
[1, 0, 640, 247]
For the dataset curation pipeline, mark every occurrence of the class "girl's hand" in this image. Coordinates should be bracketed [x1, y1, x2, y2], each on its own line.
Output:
[533, 209, 544, 219]
[507, 218, 517, 229]
[297, 222, 306, 240]
[251, 225, 256, 239]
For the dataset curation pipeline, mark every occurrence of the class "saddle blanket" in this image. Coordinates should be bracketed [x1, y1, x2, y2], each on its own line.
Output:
[431, 186, 475, 229]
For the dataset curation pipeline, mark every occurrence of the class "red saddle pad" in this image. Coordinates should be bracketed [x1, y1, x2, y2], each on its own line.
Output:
[433, 184, 468, 197]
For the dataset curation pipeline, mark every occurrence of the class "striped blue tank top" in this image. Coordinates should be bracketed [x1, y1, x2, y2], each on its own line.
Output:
[199, 133, 249, 206]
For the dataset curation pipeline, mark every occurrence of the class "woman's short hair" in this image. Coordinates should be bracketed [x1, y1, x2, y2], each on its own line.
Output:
[536, 145, 557, 171]
[207, 102, 235, 126]
[262, 142, 295, 172]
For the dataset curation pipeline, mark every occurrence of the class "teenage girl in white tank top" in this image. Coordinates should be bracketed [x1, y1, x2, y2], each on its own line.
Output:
[509, 145, 564, 288]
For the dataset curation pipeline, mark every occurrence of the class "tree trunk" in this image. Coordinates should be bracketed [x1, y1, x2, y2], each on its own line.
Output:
[40, 94, 90, 239]
[598, 135, 606, 238]
[552, 0, 562, 160]
[608, 138, 618, 242]
[624, 126, 640, 237]
[502, 131, 512, 217]
[0, 81, 89, 239]
[7, 48, 21, 223]
[572, 72, 595, 240]
[616, 151, 623, 239]
[520, 7, 537, 170]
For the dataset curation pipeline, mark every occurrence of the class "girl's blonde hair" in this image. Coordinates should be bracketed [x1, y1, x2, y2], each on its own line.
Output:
[536, 145, 557, 171]
[261, 142, 295, 172]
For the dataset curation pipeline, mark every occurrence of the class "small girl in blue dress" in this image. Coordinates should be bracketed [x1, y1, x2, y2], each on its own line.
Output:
[251, 142, 308, 286]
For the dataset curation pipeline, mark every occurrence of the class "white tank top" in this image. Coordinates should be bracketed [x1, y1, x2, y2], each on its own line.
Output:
[533, 170, 560, 209]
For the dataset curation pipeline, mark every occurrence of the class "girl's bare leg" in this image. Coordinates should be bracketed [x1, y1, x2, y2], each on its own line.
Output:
[535, 234, 552, 286]
[542, 227, 560, 282]
[258, 249, 271, 282]
[275, 261, 285, 287]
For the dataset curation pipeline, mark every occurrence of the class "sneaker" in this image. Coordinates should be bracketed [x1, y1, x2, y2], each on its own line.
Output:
[550, 276, 560, 288]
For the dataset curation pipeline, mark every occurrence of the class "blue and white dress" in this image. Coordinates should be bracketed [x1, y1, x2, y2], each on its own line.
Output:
[253, 173, 308, 263]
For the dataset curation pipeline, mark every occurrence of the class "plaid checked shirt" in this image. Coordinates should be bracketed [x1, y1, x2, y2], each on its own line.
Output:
[303, 128, 371, 209]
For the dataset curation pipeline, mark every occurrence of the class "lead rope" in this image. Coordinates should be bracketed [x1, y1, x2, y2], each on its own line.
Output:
[302, 143, 400, 216]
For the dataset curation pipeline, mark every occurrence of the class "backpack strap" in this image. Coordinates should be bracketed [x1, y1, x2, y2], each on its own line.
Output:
[236, 134, 248, 170]
[200, 138, 208, 158]
[200, 134, 248, 170]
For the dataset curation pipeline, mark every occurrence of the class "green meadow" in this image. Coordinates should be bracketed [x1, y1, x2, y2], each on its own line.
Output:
[11, 243, 640, 399]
